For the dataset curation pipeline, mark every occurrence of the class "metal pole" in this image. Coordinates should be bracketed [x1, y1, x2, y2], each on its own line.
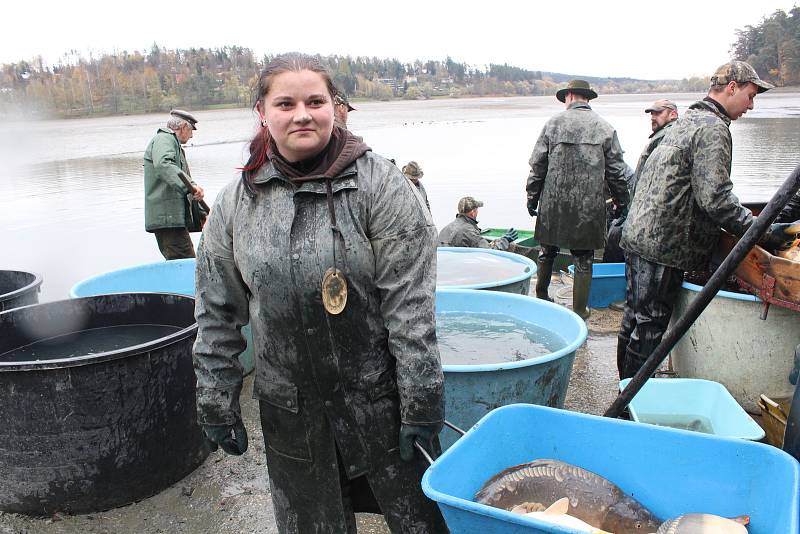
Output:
[605, 162, 800, 419]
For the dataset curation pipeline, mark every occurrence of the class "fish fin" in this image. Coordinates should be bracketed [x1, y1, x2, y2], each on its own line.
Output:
[730, 515, 750, 525]
[543, 497, 570, 516]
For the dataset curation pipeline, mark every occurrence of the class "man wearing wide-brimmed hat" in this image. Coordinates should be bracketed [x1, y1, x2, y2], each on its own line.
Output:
[143, 109, 205, 259]
[401, 161, 430, 211]
[525, 79, 630, 320]
[618, 60, 793, 380]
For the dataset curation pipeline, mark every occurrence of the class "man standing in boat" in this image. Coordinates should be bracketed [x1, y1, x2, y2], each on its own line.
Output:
[439, 196, 517, 249]
[525, 80, 629, 319]
[143, 109, 205, 260]
[617, 60, 787, 379]
[604, 99, 679, 263]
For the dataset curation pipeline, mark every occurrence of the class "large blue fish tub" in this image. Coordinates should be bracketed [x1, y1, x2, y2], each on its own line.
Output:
[423, 404, 800, 534]
[437, 248, 537, 295]
[70, 259, 254, 375]
[437, 289, 586, 448]
[567, 262, 625, 308]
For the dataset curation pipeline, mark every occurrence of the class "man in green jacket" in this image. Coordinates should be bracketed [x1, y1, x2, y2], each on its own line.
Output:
[618, 60, 784, 379]
[143, 109, 205, 259]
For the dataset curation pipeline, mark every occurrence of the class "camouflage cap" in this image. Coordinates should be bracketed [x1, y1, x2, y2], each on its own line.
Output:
[334, 93, 355, 111]
[170, 109, 198, 130]
[402, 161, 423, 178]
[709, 60, 774, 94]
[644, 99, 677, 113]
[458, 196, 484, 214]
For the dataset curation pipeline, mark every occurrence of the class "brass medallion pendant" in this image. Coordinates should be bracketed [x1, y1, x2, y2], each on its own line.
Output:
[322, 267, 348, 315]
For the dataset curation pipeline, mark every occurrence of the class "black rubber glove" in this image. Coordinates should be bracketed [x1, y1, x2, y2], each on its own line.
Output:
[399, 422, 443, 462]
[759, 222, 797, 251]
[790, 344, 800, 386]
[612, 202, 628, 220]
[502, 228, 519, 243]
[203, 420, 248, 456]
[527, 197, 539, 217]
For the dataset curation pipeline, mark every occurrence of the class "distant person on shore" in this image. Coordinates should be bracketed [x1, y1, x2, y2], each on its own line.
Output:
[617, 60, 791, 380]
[525, 79, 629, 318]
[143, 109, 205, 260]
[438, 196, 517, 249]
[402, 161, 430, 211]
[334, 92, 355, 128]
[604, 99, 679, 263]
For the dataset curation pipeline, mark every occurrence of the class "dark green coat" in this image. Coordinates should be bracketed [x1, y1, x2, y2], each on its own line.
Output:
[143, 128, 192, 231]
[526, 102, 629, 250]
[621, 100, 753, 270]
[193, 152, 445, 532]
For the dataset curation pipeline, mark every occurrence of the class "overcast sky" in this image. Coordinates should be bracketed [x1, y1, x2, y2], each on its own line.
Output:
[1, 1, 796, 80]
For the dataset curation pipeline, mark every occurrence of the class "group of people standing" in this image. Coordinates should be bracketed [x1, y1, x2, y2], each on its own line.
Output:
[140, 53, 798, 534]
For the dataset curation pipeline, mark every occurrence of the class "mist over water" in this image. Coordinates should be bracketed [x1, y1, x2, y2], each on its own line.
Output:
[2, 93, 799, 301]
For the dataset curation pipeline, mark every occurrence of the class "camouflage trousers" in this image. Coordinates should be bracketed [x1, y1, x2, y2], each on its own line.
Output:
[618, 253, 683, 379]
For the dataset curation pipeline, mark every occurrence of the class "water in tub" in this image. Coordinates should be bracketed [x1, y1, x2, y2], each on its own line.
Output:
[436, 311, 565, 365]
[437, 250, 530, 287]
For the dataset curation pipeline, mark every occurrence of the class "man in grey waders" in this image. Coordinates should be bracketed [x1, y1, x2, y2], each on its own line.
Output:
[617, 60, 793, 379]
[525, 80, 629, 319]
[143, 109, 205, 259]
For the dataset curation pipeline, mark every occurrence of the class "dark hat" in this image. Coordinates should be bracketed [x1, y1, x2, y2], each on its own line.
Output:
[709, 60, 774, 94]
[170, 109, 198, 130]
[645, 99, 678, 113]
[402, 161, 423, 178]
[458, 196, 484, 214]
[556, 80, 598, 103]
[334, 93, 355, 111]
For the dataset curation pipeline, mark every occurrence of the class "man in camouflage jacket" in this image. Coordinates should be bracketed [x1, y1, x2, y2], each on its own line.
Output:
[618, 60, 774, 379]
[526, 80, 629, 319]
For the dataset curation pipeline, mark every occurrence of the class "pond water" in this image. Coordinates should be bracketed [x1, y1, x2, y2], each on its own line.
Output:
[2, 92, 799, 301]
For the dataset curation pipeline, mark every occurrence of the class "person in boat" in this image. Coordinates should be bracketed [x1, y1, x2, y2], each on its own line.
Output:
[191, 53, 448, 534]
[603, 100, 679, 263]
[333, 92, 355, 129]
[143, 109, 205, 259]
[525, 79, 629, 318]
[617, 60, 792, 380]
[438, 196, 517, 249]
[401, 161, 430, 211]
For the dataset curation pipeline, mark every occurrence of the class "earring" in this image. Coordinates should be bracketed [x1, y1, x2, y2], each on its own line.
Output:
[260, 118, 267, 128]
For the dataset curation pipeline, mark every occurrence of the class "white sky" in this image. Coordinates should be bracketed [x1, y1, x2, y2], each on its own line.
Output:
[1, 0, 797, 80]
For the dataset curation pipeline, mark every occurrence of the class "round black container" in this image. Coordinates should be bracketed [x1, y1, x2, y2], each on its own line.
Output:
[0, 293, 210, 515]
[0, 270, 42, 312]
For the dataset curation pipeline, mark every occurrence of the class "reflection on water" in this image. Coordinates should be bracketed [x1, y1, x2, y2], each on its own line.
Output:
[437, 250, 529, 286]
[436, 311, 564, 365]
[2, 93, 799, 301]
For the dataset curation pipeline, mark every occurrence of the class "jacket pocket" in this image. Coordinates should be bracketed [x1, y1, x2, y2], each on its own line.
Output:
[254, 381, 312, 462]
[363, 368, 401, 452]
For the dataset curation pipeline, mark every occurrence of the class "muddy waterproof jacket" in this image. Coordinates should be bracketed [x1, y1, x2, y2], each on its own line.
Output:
[143, 128, 194, 231]
[630, 120, 675, 198]
[777, 190, 800, 223]
[621, 99, 753, 271]
[526, 102, 629, 250]
[438, 214, 507, 249]
[193, 151, 445, 532]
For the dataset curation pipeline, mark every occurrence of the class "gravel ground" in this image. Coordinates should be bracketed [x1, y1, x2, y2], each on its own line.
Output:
[0, 273, 625, 534]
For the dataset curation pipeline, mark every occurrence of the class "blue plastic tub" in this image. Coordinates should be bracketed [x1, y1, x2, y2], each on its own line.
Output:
[70, 259, 254, 375]
[619, 378, 765, 441]
[437, 289, 586, 448]
[422, 404, 800, 534]
[437, 248, 537, 295]
[567, 262, 625, 308]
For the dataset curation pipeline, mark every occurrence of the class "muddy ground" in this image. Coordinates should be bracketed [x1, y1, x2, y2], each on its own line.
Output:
[0, 274, 628, 534]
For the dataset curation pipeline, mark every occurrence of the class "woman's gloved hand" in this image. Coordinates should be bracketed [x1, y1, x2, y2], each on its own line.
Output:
[502, 228, 519, 243]
[399, 422, 443, 462]
[759, 222, 798, 251]
[203, 419, 248, 456]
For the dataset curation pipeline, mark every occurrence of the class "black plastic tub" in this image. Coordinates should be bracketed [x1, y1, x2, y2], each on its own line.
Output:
[0, 270, 42, 312]
[0, 293, 210, 515]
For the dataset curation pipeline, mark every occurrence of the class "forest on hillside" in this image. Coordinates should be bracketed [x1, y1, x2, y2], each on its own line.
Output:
[731, 6, 800, 86]
[1, 7, 796, 119]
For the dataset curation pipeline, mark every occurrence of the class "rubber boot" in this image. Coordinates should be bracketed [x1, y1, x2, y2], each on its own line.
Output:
[535, 257, 554, 302]
[572, 268, 592, 321]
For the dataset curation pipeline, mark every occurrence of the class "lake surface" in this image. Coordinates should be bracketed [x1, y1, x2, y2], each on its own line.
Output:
[2, 92, 799, 301]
